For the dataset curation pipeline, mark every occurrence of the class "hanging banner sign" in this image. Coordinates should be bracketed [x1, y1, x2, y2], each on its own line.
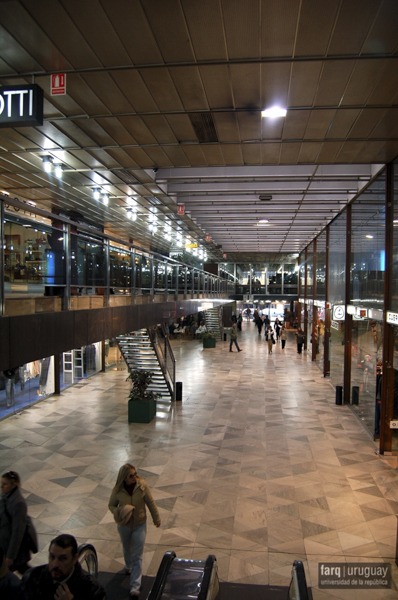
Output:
[223, 253, 227, 259]
[0, 84, 43, 128]
[206, 234, 211, 242]
[177, 204, 185, 215]
[51, 73, 66, 96]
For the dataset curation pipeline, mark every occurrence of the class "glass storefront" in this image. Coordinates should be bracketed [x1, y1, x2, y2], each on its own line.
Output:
[328, 213, 346, 390]
[0, 343, 103, 420]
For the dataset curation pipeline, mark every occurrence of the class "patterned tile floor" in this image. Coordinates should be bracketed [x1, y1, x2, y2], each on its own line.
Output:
[1, 324, 398, 599]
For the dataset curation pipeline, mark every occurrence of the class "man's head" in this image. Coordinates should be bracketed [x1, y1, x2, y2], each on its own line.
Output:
[48, 534, 78, 581]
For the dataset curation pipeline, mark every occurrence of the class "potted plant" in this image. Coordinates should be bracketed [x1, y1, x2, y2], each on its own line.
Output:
[202, 331, 216, 349]
[127, 370, 160, 423]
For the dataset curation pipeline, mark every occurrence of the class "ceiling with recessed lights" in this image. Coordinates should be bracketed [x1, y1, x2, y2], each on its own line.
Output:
[0, 0, 397, 262]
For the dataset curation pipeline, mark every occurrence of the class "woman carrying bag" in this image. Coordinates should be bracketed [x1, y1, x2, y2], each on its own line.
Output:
[0, 471, 32, 574]
[265, 326, 275, 354]
[108, 464, 161, 598]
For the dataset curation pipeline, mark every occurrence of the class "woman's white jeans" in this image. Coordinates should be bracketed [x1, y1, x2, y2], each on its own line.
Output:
[118, 522, 147, 592]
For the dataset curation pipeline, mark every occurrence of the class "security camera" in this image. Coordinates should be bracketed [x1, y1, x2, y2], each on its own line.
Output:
[153, 167, 158, 173]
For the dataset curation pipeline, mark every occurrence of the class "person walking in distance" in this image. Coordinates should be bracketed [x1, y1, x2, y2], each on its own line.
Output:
[0, 471, 31, 575]
[109, 464, 160, 598]
[229, 323, 242, 352]
[265, 326, 275, 354]
[280, 325, 287, 350]
[296, 327, 304, 354]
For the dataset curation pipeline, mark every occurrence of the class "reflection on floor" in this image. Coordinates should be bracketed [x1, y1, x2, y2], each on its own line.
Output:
[1, 324, 398, 599]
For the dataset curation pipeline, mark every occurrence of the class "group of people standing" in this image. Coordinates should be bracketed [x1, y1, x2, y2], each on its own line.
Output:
[1, 463, 161, 599]
[263, 318, 287, 354]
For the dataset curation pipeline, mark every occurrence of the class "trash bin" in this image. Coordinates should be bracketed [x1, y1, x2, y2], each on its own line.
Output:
[336, 386, 343, 405]
[176, 382, 182, 401]
[223, 332, 227, 341]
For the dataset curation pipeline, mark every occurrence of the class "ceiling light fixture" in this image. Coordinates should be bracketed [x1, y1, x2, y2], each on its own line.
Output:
[259, 195, 272, 201]
[42, 156, 53, 173]
[261, 106, 287, 118]
[102, 192, 109, 205]
[93, 188, 100, 200]
[366, 234, 373, 239]
[54, 163, 63, 178]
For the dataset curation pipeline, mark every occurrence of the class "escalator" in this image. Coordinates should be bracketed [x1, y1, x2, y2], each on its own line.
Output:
[147, 551, 310, 600]
[147, 551, 220, 600]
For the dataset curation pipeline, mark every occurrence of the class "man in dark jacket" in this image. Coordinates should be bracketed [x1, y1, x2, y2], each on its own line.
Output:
[21, 534, 106, 600]
[0, 546, 23, 599]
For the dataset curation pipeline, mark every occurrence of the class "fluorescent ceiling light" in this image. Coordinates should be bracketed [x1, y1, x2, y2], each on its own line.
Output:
[261, 106, 287, 118]
[366, 234, 373, 239]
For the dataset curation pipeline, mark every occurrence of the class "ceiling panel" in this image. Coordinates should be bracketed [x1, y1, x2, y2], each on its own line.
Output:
[20, 0, 103, 69]
[295, 0, 340, 56]
[229, 64, 261, 109]
[0, 0, 395, 259]
[100, 0, 163, 65]
[222, 0, 260, 59]
[140, 68, 184, 112]
[328, 0, 381, 55]
[261, 0, 299, 57]
[199, 66, 235, 109]
[182, 0, 226, 61]
[169, 67, 209, 111]
[140, 0, 195, 63]
[288, 62, 323, 107]
[342, 59, 388, 105]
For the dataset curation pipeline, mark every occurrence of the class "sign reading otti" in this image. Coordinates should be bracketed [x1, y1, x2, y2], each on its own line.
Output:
[0, 84, 44, 128]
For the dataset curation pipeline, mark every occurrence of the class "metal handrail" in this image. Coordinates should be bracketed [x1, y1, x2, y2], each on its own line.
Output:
[77, 543, 98, 579]
[148, 326, 176, 401]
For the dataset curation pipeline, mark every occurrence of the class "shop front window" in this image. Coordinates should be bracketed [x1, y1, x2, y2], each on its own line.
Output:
[60, 342, 102, 389]
[350, 318, 383, 435]
[110, 247, 131, 289]
[4, 217, 65, 295]
[0, 358, 55, 420]
[71, 234, 105, 289]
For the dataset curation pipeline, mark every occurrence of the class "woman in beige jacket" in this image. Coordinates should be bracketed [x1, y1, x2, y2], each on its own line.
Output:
[108, 464, 160, 598]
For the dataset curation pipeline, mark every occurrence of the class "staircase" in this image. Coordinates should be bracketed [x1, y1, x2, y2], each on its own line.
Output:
[117, 330, 173, 400]
[204, 307, 223, 341]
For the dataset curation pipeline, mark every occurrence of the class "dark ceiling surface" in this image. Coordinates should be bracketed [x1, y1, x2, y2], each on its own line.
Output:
[0, 0, 397, 261]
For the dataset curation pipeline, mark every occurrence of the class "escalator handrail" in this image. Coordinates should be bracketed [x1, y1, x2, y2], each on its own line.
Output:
[197, 554, 217, 600]
[77, 543, 98, 578]
[291, 560, 309, 600]
[147, 550, 176, 600]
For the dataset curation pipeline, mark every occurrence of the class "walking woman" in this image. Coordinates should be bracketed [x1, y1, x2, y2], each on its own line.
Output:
[280, 326, 287, 350]
[265, 326, 275, 354]
[296, 327, 304, 354]
[0, 471, 30, 574]
[108, 464, 161, 598]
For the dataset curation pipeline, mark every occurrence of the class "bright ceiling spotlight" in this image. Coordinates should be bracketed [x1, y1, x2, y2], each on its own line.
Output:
[102, 192, 109, 205]
[261, 106, 287, 118]
[54, 163, 63, 178]
[93, 188, 100, 200]
[366, 234, 374, 239]
[42, 156, 53, 173]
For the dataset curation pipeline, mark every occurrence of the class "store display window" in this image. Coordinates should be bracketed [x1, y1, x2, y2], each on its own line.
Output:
[0, 357, 55, 420]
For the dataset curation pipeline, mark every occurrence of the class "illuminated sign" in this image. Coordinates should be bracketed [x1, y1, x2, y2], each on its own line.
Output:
[185, 243, 198, 248]
[387, 311, 398, 325]
[0, 84, 43, 127]
[177, 204, 185, 215]
[333, 305, 345, 321]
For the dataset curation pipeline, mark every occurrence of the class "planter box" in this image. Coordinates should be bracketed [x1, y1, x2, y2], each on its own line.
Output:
[128, 398, 156, 423]
[203, 338, 216, 349]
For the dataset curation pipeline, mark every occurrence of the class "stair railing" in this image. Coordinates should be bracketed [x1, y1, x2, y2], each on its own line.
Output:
[148, 326, 176, 400]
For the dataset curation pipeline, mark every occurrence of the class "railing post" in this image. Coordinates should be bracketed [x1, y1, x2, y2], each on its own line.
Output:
[63, 222, 71, 311]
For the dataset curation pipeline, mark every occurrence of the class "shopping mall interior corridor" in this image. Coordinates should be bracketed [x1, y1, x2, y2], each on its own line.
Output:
[1, 322, 398, 599]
